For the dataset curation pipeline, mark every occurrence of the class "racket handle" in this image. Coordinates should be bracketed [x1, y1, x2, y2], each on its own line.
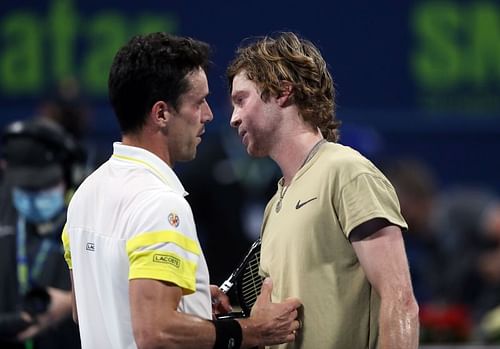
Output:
[215, 311, 246, 320]
[219, 280, 233, 294]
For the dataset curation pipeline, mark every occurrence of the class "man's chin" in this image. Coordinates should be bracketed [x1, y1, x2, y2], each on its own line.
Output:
[179, 154, 196, 163]
[175, 149, 197, 163]
[247, 145, 266, 158]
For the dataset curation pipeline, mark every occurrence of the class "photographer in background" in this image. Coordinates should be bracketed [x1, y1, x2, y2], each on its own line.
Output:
[0, 119, 82, 348]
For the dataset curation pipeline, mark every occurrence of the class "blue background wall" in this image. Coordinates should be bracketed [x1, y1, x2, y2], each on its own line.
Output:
[1, 0, 499, 192]
[1, 0, 500, 295]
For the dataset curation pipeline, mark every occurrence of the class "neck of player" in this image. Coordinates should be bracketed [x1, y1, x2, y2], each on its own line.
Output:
[272, 131, 324, 186]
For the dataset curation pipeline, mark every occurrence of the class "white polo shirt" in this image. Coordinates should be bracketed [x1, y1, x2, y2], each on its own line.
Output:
[62, 143, 211, 349]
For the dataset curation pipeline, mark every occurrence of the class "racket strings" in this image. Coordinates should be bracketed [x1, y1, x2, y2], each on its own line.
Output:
[239, 251, 263, 310]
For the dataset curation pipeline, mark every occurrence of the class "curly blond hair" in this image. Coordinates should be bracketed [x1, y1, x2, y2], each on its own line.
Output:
[227, 32, 340, 142]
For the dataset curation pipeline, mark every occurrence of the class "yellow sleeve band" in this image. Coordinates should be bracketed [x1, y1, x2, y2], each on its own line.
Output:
[126, 230, 201, 256]
[129, 249, 197, 294]
[61, 224, 72, 269]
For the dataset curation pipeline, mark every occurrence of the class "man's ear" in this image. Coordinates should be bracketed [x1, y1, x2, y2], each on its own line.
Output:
[151, 101, 173, 127]
[276, 81, 294, 107]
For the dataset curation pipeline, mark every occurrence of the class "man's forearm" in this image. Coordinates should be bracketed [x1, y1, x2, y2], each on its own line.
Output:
[378, 294, 419, 349]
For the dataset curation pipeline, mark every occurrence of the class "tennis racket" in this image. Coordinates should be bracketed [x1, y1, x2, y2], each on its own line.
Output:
[218, 238, 264, 318]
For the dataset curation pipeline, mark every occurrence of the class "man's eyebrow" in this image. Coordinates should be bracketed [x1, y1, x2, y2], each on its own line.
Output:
[231, 90, 244, 99]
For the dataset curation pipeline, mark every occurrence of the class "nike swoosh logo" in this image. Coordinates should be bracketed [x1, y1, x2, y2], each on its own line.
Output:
[295, 197, 318, 209]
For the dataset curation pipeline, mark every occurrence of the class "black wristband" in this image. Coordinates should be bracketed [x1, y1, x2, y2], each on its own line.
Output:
[211, 319, 242, 349]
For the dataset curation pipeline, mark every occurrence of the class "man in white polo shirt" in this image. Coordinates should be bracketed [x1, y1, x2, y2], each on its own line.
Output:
[62, 32, 301, 349]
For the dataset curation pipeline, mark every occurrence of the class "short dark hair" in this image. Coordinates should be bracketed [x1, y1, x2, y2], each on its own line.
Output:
[108, 32, 211, 134]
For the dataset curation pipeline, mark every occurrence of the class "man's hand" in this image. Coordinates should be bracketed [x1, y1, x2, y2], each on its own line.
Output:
[17, 287, 72, 341]
[210, 285, 232, 317]
[0, 311, 33, 339]
[240, 278, 302, 348]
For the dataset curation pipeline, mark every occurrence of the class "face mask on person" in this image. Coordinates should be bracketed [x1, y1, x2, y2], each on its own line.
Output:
[12, 185, 65, 223]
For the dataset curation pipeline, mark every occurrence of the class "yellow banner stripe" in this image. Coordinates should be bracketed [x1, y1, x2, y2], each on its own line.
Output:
[126, 230, 200, 257]
[61, 225, 72, 269]
[129, 250, 196, 294]
[112, 154, 170, 186]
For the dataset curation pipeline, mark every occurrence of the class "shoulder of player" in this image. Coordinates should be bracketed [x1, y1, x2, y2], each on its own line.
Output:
[318, 143, 375, 173]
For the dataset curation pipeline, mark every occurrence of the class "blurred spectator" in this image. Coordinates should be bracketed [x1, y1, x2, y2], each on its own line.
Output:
[35, 76, 90, 141]
[34, 76, 102, 174]
[0, 119, 82, 348]
[384, 158, 472, 342]
[435, 189, 500, 343]
[383, 158, 444, 303]
[433, 189, 499, 310]
[385, 157, 500, 344]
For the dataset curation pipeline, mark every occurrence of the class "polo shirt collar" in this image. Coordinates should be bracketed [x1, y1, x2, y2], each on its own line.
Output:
[111, 142, 188, 196]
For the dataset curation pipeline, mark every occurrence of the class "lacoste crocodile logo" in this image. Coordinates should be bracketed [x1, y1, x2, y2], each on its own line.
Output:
[295, 197, 318, 209]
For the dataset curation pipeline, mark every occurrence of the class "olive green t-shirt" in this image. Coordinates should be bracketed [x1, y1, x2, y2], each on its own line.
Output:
[261, 142, 407, 349]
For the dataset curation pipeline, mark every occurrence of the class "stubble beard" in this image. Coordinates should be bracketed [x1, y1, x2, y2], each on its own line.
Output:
[247, 133, 272, 158]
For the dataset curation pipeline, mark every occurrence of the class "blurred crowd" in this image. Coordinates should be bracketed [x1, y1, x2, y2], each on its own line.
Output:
[0, 77, 91, 348]
[0, 78, 499, 346]
[383, 158, 500, 344]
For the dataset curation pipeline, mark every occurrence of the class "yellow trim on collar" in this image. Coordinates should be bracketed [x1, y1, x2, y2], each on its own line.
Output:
[112, 154, 170, 186]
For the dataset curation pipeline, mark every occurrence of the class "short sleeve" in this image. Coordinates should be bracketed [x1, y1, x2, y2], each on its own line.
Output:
[61, 224, 72, 269]
[125, 191, 201, 295]
[337, 173, 407, 238]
